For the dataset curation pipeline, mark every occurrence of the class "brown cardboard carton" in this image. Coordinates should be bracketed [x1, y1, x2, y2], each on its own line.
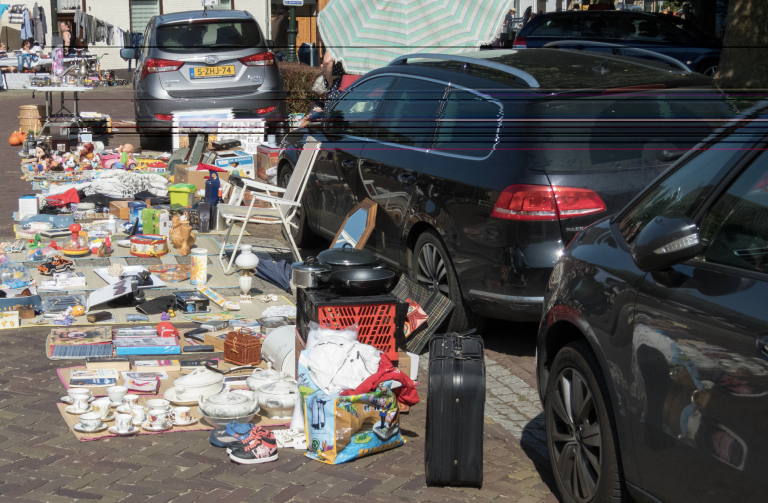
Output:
[110, 201, 130, 220]
[174, 165, 230, 191]
[396, 352, 411, 374]
[204, 330, 229, 352]
[256, 145, 280, 181]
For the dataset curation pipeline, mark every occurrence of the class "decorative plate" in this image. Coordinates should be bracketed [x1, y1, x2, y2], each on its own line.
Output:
[159, 271, 189, 283]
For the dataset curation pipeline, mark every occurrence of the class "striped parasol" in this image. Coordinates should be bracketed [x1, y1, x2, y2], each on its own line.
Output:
[317, 0, 514, 75]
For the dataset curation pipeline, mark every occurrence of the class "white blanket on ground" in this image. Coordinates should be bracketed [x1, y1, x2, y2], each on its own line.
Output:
[83, 171, 169, 198]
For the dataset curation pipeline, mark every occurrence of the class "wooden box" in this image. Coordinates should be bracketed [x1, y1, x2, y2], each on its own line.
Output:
[224, 331, 262, 366]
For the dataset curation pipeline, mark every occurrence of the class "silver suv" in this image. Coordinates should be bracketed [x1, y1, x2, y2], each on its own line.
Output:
[120, 10, 285, 150]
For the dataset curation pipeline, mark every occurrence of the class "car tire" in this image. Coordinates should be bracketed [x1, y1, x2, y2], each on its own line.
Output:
[278, 164, 318, 248]
[410, 229, 478, 332]
[697, 59, 718, 77]
[545, 340, 629, 503]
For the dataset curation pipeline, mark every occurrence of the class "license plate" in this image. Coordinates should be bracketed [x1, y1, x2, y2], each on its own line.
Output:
[190, 65, 236, 79]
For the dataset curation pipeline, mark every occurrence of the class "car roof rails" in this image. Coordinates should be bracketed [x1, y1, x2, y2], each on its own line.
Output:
[388, 53, 541, 89]
[542, 40, 692, 73]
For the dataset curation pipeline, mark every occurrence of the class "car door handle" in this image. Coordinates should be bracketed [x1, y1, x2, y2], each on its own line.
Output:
[398, 172, 417, 183]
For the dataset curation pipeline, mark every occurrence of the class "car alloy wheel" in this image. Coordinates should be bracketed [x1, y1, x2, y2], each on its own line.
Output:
[549, 367, 602, 502]
[416, 242, 449, 295]
[702, 64, 718, 77]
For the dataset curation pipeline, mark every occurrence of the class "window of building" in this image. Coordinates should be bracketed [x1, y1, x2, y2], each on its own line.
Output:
[131, 0, 160, 33]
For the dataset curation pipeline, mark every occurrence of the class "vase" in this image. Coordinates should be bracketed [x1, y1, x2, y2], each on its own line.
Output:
[190, 248, 208, 285]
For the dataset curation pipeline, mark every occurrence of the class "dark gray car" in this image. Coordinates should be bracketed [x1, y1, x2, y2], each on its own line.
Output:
[120, 10, 285, 150]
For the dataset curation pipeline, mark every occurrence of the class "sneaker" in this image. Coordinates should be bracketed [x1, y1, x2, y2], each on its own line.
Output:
[224, 426, 269, 454]
[229, 430, 278, 465]
[209, 421, 256, 448]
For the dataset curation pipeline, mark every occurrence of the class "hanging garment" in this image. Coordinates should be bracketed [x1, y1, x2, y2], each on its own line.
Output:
[20, 9, 33, 39]
[115, 27, 125, 48]
[74, 9, 85, 38]
[0, 5, 11, 17]
[96, 19, 106, 43]
[33, 4, 47, 46]
[106, 23, 114, 46]
[9, 5, 25, 24]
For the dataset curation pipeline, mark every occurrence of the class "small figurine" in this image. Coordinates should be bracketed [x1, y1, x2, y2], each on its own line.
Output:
[169, 215, 196, 256]
[160, 311, 170, 321]
[28, 233, 42, 249]
[62, 153, 77, 171]
[90, 152, 101, 169]
[167, 308, 176, 318]
[114, 143, 136, 170]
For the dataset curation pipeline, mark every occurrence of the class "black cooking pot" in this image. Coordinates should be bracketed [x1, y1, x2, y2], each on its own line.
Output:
[326, 268, 396, 295]
[316, 243, 382, 273]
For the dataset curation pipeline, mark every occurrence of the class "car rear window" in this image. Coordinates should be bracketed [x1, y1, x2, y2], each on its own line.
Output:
[520, 91, 734, 172]
[529, 18, 573, 37]
[155, 19, 261, 53]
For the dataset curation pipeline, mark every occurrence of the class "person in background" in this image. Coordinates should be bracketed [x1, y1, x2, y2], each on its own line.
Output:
[681, 1, 698, 25]
[60, 21, 73, 55]
[589, 0, 611, 10]
[17, 39, 36, 72]
[322, 49, 346, 102]
[503, 7, 517, 33]
[271, 5, 289, 62]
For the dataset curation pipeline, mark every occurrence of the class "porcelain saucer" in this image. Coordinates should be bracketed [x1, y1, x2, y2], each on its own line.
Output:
[172, 417, 198, 427]
[108, 425, 139, 436]
[116, 404, 133, 414]
[110, 400, 123, 407]
[163, 388, 198, 406]
[74, 422, 108, 433]
[142, 421, 172, 432]
[65, 405, 93, 414]
[100, 410, 117, 422]
[61, 396, 94, 404]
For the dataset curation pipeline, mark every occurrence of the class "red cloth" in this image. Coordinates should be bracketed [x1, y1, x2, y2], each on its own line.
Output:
[46, 188, 79, 208]
[196, 162, 227, 172]
[339, 354, 420, 406]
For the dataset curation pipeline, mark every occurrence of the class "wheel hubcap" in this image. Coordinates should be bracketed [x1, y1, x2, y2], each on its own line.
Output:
[416, 243, 449, 294]
[548, 368, 602, 503]
[703, 65, 718, 77]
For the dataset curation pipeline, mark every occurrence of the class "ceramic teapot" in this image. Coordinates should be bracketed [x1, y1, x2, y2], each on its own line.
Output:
[253, 380, 299, 419]
[246, 362, 291, 391]
[198, 385, 258, 418]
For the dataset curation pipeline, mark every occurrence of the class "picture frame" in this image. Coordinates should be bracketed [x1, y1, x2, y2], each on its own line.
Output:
[331, 198, 377, 250]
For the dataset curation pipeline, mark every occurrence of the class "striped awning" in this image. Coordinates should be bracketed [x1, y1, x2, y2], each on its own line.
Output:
[317, 0, 514, 74]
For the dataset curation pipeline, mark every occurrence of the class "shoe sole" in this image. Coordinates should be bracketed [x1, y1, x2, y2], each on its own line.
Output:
[228, 452, 278, 465]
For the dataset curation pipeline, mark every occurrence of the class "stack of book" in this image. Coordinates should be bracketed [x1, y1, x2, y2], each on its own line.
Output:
[49, 327, 113, 360]
[112, 327, 180, 355]
[69, 369, 118, 387]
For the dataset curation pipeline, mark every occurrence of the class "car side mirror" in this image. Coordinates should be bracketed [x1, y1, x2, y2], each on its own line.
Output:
[120, 48, 136, 60]
[267, 40, 275, 49]
[631, 215, 702, 272]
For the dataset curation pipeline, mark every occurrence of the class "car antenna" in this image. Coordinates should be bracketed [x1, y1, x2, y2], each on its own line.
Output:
[593, 60, 610, 75]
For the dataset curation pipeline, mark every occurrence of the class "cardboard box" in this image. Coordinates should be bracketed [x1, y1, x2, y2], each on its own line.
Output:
[205, 330, 230, 352]
[110, 201, 130, 220]
[256, 145, 280, 181]
[396, 352, 411, 374]
[212, 150, 255, 179]
[19, 195, 39, 219]
[174, 165, 230, 191]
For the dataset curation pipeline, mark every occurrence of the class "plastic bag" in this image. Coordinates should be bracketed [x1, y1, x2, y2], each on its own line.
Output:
[298, 352, 404, 465]
[305, 321, 358, 351]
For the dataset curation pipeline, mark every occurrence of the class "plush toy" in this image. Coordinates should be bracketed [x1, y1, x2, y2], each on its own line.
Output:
[71, 305, 85, 317]
[62, 153, 77, 171]
[90, 152, 101, 169]
[169, 215, 196, 256]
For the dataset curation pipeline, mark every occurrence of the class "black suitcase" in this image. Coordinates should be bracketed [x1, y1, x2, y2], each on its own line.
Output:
[425, 330, 485, 487]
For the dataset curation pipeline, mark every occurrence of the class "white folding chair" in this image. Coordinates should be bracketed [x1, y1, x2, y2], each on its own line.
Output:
[217, 137, 321, 271]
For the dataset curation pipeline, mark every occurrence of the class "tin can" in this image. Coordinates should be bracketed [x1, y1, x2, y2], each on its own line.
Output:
[190, 248, 208, 285]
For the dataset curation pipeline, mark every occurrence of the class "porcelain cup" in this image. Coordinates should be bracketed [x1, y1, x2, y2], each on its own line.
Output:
[130, 405, 145, 425]
[79, 412, 102, 430]
[68, 388, 92, 402]
[173, 407, 191, 424]
[146, 399, 171, 411]
[122, 394, 139, 408]
[92, 398, 112, 419]
[72, 396, 90, 412]
[107, 386, 128, 403]
[115, 414, 133, 433]
[148, 408, 168, 427]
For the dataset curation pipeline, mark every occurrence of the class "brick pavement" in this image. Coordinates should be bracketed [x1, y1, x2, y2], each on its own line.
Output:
[0, 86, 561, 502]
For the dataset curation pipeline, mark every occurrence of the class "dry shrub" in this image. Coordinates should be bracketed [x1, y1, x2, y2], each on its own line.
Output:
[278, 62, 323, 115]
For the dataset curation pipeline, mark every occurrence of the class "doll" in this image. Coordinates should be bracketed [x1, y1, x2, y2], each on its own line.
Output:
[33, 147, 49, 173]
[90, 152, 101, 169]
[114, 143, 136, 170]
[62, 153, 77, 171]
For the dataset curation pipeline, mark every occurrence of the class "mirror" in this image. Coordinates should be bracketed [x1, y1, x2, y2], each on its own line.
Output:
[631, 215, 702, 272]
[331, 199, 377, 249]
[120, 48, 136, 60]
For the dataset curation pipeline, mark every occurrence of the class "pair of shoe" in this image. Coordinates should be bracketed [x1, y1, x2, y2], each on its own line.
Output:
[209, 421, 278, 464]
[273, 428, 307, 450]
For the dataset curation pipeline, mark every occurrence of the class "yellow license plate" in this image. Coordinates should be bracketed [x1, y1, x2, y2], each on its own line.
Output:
[191, 65, 236, 78]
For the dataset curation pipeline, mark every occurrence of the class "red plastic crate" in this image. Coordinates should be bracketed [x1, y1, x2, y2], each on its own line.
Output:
[317, 303, 399, 359]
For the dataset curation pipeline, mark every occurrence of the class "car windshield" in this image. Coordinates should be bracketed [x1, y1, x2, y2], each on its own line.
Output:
[155, 19, 261, 53]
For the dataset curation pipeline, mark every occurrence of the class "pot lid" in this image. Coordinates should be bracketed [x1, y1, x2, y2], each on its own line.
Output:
[207, 389, 251, 405]
[291, 256, 331, 273]
[317, 244, 378, 266]
[256, 380, 298, 396]
[174, 367, 223, 388]
[250, 362, 291, 382]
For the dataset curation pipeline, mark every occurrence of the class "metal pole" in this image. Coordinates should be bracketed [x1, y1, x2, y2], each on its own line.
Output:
[51, 0, 59, 38]
[287, 6, 298, 63]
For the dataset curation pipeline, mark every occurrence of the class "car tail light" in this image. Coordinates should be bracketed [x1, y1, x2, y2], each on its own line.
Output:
[141, 58, 183, 80]
[491, 184, 606, 221]
[255, 106, 276, 114]
[239, 52, 275, 66]
[512, 36, 527, 49]
[154, 114, 173, 121]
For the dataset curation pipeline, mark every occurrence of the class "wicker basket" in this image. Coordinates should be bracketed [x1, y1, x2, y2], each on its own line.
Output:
[13, 306, 35, 319]
[224, 331, 262, 366]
